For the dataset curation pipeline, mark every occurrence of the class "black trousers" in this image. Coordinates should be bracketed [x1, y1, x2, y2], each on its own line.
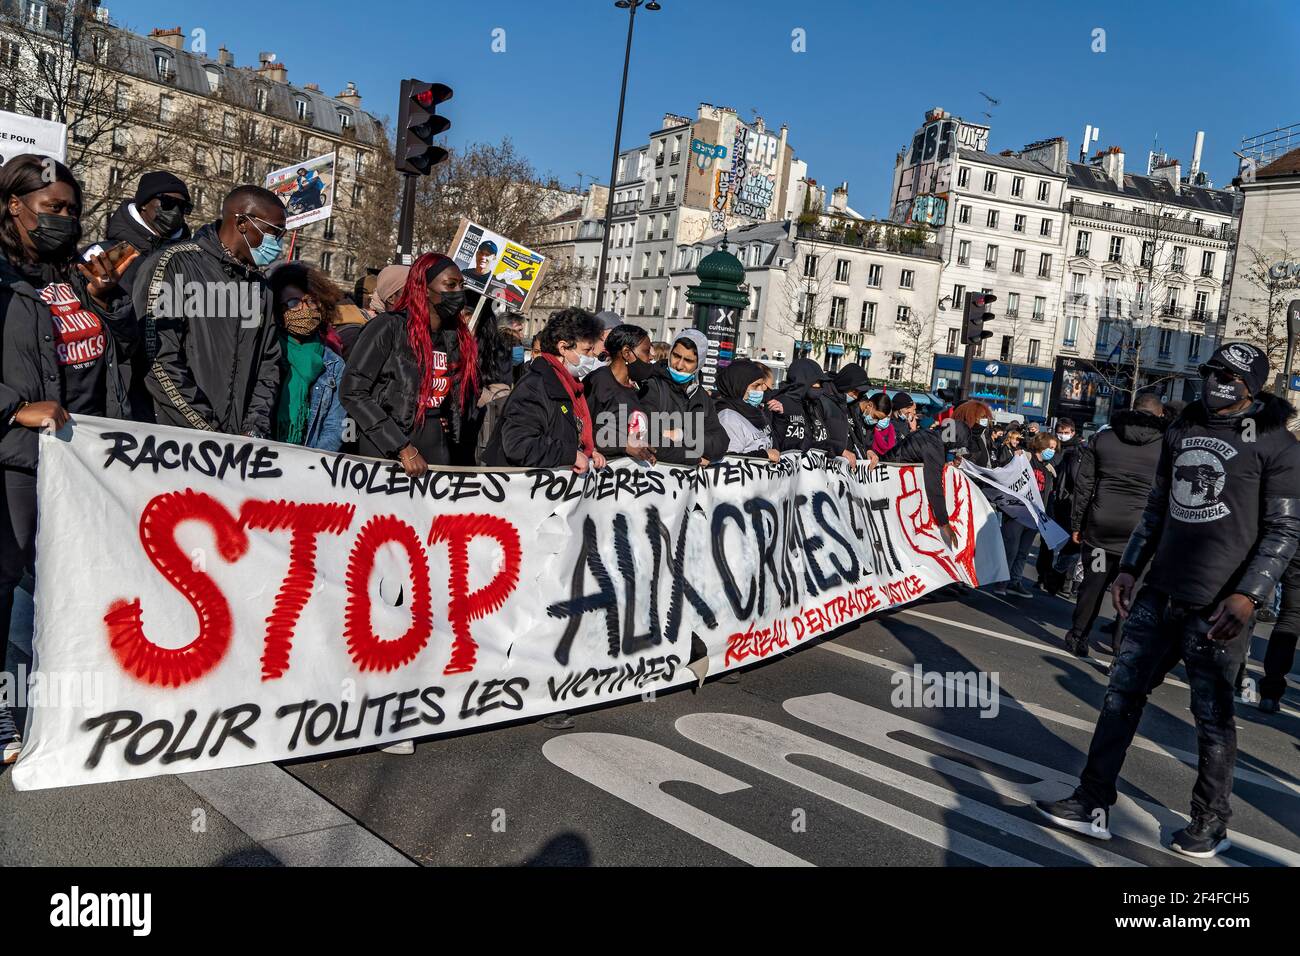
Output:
[1263, 555, 1300, 702]
[1071, 547, 1122, 639]
[1079, 586, 1249, 823]
[0, 466, 38, 652]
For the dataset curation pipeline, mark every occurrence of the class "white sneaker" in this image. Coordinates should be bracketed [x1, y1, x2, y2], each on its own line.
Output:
[381, 739, 414, 755]
[0, 706, 20, 765]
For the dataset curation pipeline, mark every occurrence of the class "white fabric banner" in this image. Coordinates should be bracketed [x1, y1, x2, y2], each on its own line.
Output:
[0, 107, 66, 164]
[14, 416, 1005, 790]
[959, 455, 1069, 550]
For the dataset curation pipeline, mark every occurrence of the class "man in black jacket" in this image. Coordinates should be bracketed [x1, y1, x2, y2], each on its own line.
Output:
[83, 171, 191, 295]
[1037, 342, 1300, 858]
[1063, 394, 1166, 656]
[134, 185, 285, 437]
[83, 171, 192, 422]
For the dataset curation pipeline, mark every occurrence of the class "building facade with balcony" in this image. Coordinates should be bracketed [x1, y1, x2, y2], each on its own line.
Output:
[586, 104, 799, 338]
[0, 5, 391, 287]
[1061, 146, 1238, 412]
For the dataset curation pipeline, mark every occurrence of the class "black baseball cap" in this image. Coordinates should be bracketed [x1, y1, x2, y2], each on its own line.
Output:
[1198, 341, 1270, 396]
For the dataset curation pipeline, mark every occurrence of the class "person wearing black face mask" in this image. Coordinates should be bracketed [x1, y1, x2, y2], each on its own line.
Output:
[82, 171, 192, 422]
[1038, 340, 1300, 858]
[584, 323, 656, 463]
[0, 154, 134, 763]
[342, 251, 481, 477]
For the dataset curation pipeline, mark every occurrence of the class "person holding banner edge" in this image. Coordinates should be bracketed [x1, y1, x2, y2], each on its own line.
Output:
[0, 155, 134, 763]
[341, 252, 479, 475]
[1037, 341, 1300, 858]
[483, 307, 607, 472]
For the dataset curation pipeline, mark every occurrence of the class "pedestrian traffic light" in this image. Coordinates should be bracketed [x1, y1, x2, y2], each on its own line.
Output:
[395, 79, 452, 175]
[962, 291, 997, 345]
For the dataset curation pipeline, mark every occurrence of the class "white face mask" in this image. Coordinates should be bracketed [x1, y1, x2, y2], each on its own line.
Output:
[1056, 431, 1074, 443]
[978, 418, 989, 427]
[570, 353, 603, 379]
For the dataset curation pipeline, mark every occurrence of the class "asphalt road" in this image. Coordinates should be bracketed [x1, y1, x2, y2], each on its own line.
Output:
[3, 578, 1298, 867]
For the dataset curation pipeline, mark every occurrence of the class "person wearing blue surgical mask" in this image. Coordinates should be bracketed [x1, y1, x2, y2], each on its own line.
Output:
[637, 328, 729, 467]
[139, 183, 287, 437]
[993, 432, 1060, 599]
[715, 359, 780, 462]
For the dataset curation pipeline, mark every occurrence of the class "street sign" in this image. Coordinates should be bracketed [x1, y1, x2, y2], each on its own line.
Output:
[1290, 373, 1300, 392]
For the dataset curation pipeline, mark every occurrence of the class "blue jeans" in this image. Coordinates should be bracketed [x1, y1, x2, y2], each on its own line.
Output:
[1079, 586, 1248, 823]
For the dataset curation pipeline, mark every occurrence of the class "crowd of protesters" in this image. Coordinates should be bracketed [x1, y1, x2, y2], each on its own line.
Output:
[0, 158, 1295, 859]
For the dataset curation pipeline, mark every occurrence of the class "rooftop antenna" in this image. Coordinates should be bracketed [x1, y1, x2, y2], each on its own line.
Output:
[1080, 124, 1100, 161]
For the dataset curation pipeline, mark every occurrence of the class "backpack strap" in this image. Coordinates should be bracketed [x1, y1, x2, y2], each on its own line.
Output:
[142, 241, 215, 432]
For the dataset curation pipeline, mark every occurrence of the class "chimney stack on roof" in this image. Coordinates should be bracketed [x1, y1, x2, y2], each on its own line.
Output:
[257, 53, 287, 84]
[336, 81, 362, 109]
[1100, 145, 1125, 187]
[148, 27, 184, 52]
[1151, 157, 1182, 194]
[217, 44, 234, 66]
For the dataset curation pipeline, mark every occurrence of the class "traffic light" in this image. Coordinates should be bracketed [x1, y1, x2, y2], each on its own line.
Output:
[395, 79, 452, 175]
[961, 291, 997, 345]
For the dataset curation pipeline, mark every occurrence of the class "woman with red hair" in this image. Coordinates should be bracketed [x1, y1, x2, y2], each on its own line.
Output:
[341, 252, 479, 474]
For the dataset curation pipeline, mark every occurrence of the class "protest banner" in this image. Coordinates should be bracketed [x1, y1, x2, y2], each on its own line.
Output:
[265, 152, 336, 230]
[449, 217, 548, 311]
[13, 416, 1004, 790]
[959, 455, 1069, 550]
[0, 107, 66, 164]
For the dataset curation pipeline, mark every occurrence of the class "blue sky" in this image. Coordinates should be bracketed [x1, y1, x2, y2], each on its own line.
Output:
[113, 0, 1300, 214]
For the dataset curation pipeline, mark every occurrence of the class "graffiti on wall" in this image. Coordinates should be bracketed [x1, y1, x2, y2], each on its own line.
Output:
[691, 137, 727, 173]
[956, 123, 990, 152]
[906, 193, 947, 227]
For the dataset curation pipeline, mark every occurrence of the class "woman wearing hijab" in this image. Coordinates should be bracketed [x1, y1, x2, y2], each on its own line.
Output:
[269, 262, 347, 452]
[833, 363, 884, 457]
[772, 357, 856, 465]
[584, 323, 656, 462]
[716, 359, 779, 461]
[637, 329, 728, 467]
[341, 252, 479, 475]
[484, 307, 607, 471]
[0, 155, 131, 763]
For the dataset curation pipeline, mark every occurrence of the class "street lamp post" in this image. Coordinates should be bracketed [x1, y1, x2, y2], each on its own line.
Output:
[594, 0, 660, 314]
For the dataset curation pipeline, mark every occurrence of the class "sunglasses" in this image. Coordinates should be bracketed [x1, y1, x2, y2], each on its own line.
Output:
[158, 195, 193, 214]
[239, 214, 286, 241]
[1205, 367, 1243, 386]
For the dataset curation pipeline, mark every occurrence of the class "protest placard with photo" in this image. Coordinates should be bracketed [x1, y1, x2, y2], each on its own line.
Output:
[265, 151, 336, 230]
[450, 217, 548, 310]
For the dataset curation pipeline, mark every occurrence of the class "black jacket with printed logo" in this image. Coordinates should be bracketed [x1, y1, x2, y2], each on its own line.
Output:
[0, 255, 135, 469]
[1120, 393, 1300, 608]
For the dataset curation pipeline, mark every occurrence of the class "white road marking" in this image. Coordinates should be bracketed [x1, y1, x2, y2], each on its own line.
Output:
[785, 692, 1300, 868]
[819, 641, 1300, 799]
[675, 712, 1130, 866]
[898, 608, 1300, 720]
[542, 732, 813, 867]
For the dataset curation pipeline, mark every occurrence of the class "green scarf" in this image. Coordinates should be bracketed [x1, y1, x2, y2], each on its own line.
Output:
[275, 332, 326, 446]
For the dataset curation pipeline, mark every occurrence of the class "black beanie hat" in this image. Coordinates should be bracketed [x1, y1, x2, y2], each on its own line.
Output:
[135, 171, 190, 207]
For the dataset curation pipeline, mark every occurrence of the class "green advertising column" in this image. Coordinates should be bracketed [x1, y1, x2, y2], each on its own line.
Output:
[686, 235, 750, 391]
